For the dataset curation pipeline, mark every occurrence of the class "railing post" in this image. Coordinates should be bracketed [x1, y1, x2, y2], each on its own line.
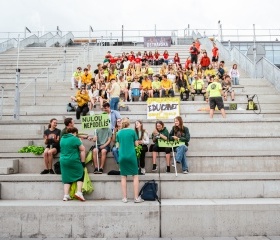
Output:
[34, 78, 37, 105]
[0, 86, 4, 120]
[63, 48, 66, 81]
[14, 68, 20, 120]
[228, 40, 231, 61]
[253, 24, 257, 79]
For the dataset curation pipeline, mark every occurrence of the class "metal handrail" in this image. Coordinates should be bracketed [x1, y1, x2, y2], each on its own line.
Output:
[45, 34, 61, 47]
[20, 34, 38, 48]
[60, 32, 74, 46]
[39, 32, 54, 43]
[0, 38, 17, 53]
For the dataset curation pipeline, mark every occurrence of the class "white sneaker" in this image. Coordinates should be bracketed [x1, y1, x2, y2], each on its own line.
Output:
[134, 196, 144, 203]
[63, 194, 71, 201]
[122, 198, 128, 203]
[74, 191, 85, 201]
[183, 170, 189, 174]
[141, 168, 146, 175]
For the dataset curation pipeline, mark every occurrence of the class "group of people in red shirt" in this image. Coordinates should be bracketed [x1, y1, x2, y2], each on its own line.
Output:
[104, 50, 184, 67]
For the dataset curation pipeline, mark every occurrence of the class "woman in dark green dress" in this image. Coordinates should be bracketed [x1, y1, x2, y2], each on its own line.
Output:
[60, 127, 86, 201]
[116, 118, 144, 203]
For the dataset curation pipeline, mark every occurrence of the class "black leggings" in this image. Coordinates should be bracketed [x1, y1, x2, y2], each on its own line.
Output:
[76, 104, 89, 119]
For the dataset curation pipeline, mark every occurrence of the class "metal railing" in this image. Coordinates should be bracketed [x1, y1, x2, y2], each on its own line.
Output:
[19, 34, 38, 48]
[0, 38, 17, 53]
[19, 59, 60, 105]
[45, 34, 61, 47]
[0, 86, 4, 119]
[60, 32, 74, 46]
[39, 32, 54, 43]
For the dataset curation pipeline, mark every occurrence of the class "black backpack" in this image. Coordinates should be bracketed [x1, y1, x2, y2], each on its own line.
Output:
[138, 179, 160, 203]
[54, 161, 61, 174]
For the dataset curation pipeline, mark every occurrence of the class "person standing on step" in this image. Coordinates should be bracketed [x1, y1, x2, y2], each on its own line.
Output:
[206, 76, 226, 118]
[111, 118, 123, 164]
[41, 118, 61, 174]
[169, 116, 190, 174]
[151, 121, 171, 173]
[60, 127, 86, 201]
[116, 118, 144, 203]
[107, 78, 121, 111]
[212, 43, 219, 68]
[102, 102, 122, 132]
[135, 120, 149, 175]
[229, 64, 240, 85]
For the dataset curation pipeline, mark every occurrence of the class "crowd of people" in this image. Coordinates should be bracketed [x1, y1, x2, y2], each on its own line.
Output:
[69, 41, 240, 120]
[40, 40, 243, 202]
[41, 112, 190, 202]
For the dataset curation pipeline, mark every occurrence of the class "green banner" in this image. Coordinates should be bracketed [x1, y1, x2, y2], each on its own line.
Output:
[157, 139, 185, 148]
[81, 114, 110, 130]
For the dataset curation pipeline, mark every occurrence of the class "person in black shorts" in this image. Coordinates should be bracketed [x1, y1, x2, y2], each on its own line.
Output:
[206, 77, 226, 118]
[189, 42, 199, 66]
[41, 118, 61, 174]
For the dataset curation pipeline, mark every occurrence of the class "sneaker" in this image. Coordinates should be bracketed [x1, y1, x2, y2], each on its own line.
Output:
[74, 191, 85, 201]
[183, 169, 189, 174]
[49, 169, 55, 174]
[93, 168, 98, 174]
[134, 196, 144, 203]
[122, 198, 128, 203]
[152, 164, 158, 172]
[166, 166, 170, 173]
[97, 168, 103, 174]
[40, 169, 49, 174]
[63, 195, 71, 201]
[141, 168, 146, 175]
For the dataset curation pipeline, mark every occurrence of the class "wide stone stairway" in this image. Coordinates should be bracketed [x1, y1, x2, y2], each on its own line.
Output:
[0, 44, 280, 238]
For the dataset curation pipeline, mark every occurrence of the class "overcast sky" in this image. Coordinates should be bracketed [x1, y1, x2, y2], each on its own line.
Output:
[0, 0, 278, 40]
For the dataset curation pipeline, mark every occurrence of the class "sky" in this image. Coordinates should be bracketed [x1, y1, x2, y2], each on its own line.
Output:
[0, 0, 279, 40]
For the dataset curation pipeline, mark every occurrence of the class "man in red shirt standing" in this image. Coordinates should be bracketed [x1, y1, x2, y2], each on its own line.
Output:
[212, 43, 219, 68]
[189, 42, 199, 67]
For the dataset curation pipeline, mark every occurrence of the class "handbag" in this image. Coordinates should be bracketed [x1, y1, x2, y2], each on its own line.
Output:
[142, 144, 148, 153]
[138, 179, 160, 203]
[85, 146, 94, 164]
[54, 161, 61, 174]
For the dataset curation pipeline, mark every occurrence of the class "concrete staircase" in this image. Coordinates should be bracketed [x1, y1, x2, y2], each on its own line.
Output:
[0, 45, 280, 238]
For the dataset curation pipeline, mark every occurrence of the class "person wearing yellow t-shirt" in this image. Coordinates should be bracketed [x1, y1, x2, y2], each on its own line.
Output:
[190, 74, 206, 101]
[152, 75, 161, 98]
[206, 77, 226, 118]
[141, 75, 153, 100]
[80, 68, 92, 89]
[71, 67, 82, 90]
[161, 74, 174, 97]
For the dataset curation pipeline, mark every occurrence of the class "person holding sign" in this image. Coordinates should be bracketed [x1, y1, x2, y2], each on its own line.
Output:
[169, 116, 190, 174]
[151, 121, 171, 173]
[116, 118, 144, 203]
[102, 102, 122, 131]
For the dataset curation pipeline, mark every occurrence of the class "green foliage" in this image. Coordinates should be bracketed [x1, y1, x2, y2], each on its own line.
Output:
[18, 145, 45, 155]
[135, 145, 142, 159]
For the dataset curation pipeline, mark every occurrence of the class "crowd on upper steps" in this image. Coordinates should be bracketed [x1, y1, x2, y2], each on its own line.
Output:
[68, 40, 240, 120]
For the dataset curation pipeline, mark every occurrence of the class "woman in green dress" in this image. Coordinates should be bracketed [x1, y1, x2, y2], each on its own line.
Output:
[60, 127, 86, 201]
[116, 118, 144, 203]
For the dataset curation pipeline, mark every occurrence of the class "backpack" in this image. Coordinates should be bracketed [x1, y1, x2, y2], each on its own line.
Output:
[138, 179, 160, 203]
[54, 161, 61, 174]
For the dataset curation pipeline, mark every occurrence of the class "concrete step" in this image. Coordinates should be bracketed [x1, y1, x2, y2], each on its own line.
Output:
[1, 151, 280, 174]
[1, 121, 280, 139]
[1, 198, 279, 237]
[1, 173, 280, 200]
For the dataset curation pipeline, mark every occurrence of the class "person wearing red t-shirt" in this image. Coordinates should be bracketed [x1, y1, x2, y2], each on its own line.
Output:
[185, 56, 191, 69]
[148, 51, 154, 65]
[110, 56, 118, 65]
[200, 52, 211, 70]
[212, 43, 219, 68]
[154, 50, 161, 65]
[189, 42, 199, 66]
[134, 54, 142, 67]
[163, 50, 169, 65]
[173, 53, 180, 66]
